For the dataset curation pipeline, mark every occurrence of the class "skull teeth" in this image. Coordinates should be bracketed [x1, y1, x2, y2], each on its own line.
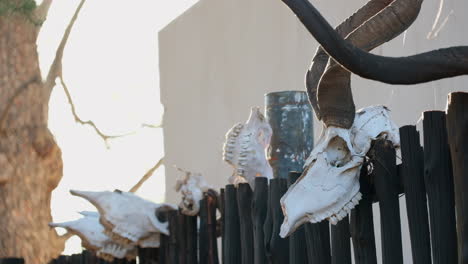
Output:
[307, 192, 362, 225]
[328, 192, 362, 224]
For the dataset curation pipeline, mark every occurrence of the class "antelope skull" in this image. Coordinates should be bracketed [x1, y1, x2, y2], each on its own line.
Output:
[174, 168, 213, 216]
[223, 106, 273, 189]
[280, 106, 399, 237]
[49, 211, 136, 262]
[70, 189, 176, 246]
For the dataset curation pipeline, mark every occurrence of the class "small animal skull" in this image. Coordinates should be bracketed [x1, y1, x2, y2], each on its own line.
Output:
[174, 168, 213, 216]
[223, 106, 273, 189]
[280, 106, 400, 237]
[49, 211, 136, 262]
[70, 189, 176, 246]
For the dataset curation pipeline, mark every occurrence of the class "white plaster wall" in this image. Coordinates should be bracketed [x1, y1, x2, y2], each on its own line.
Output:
[159, 0, 468, 262]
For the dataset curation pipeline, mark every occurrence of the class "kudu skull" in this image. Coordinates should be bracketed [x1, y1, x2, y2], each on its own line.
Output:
[49, 211, 137, 262]
[275, 0, 468, 237]
[223, 106, 273, 189]
[70, 189, 176, 246]
[280, 106, 399, 237]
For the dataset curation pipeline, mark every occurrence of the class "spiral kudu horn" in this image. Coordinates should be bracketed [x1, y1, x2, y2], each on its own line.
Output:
[308, 0, 422, 128]
[284, 0, 468, 113]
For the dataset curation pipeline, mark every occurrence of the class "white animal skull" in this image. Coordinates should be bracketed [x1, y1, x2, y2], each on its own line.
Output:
[223, 106, 273, 189]
[70, 189, 176, 246]
[174, 168, 213, 216]
[49, 211, 136, 262]
[280, 106, 400, 237]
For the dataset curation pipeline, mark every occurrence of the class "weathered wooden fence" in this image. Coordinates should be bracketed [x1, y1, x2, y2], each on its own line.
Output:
[10, 92, 464, 264]
[152, 93, 467, 264]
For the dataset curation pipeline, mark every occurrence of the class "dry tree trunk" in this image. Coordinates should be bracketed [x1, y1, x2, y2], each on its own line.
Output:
[0, 12, 64, 264]
[0, 0, 86, 262]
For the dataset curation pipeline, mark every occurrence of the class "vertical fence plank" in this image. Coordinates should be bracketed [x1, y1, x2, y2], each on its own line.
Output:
[185, 214, 198, 264]
[224, 184, 242, 264]
[287, 172, 308, 264]
[423, 111, 458, 264]
[168, 209, 180, 264]
[263, 182, 273, 261]
[158, 209, 170, 264]
[219, 188, 225, 264]
[370, 139, 403, 264]
[350, 166, 377, 264]
[331, 216, 351, 264]
[199, 192, 219, 264]
[446, 92, 468, 263]
[159, 233, 169, 264]
[176, 209, 187, 264]
[237, 183, 254, 264]
[266, 178, 289, 264]
[304, 221, 331, 264]
[252, 177, 268, 264]
[399, 125, 432, 263]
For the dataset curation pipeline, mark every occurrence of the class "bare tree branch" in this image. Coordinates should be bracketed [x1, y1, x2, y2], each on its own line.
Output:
[59, 76, 133, 147]
[141, 123, 163, 129]
[44, 0, 86, 91]
[33, 0, 53, 23]
[43, 0, 161, 147]
[129, 157, 165, 193]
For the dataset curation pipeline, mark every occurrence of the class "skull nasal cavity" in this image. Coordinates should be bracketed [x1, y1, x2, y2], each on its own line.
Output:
[326, 136, 351, 167]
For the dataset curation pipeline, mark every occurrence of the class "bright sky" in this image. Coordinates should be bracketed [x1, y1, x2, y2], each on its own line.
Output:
[36, 0, 197, 254]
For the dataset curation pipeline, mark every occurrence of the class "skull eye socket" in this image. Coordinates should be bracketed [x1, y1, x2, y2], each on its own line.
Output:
[326, 136, 351, 167]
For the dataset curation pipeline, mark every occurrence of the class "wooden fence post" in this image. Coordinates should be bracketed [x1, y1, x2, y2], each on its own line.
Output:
[177, 209, 187, 264]
[158, 209, 170, 264]
[237, 183, 254, 264]
[266, 178, 289, 264]
[369, 139, 403, 264]
[185, 213, 198, 264]
[331, 216, 351, 264]
[446, 92, 468, 263]
[138, 247, 158, 264]
[287, 172, 308, 264]
[350, 165, 377, 264]
[168, 209, 180, 264]
[423, 111, 458, 264]
[224, 184, 242, 264]
[219, 188, 225, 264]
[263, 182, 273, 261]
[252, 177, 268, 264]
[400, 125, 432, 263]
[199, 192, 219, 264]
[304, 221, 331, 264]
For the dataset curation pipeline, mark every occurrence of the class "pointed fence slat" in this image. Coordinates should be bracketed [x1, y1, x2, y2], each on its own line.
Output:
[224, 184, 242, 264]
[446, 92, 468, 263]
[305, 221, 331, 264]
[350, 166, 377, 264]
[168, 209, 180, 264]
[423, 111, 458, 263]
[399, 125, 432, 263]
[370, 139, 403, 264]
[237, 183, 254, 264]
[219, 188, 226, 264]
[331, 216, 351, 264]
[267, 178, 289, 264]
[287, 172, 308, 264]
[185, 214, 198, 264]
[252, 177, 268, 264]
[199, 192, 219, 264]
